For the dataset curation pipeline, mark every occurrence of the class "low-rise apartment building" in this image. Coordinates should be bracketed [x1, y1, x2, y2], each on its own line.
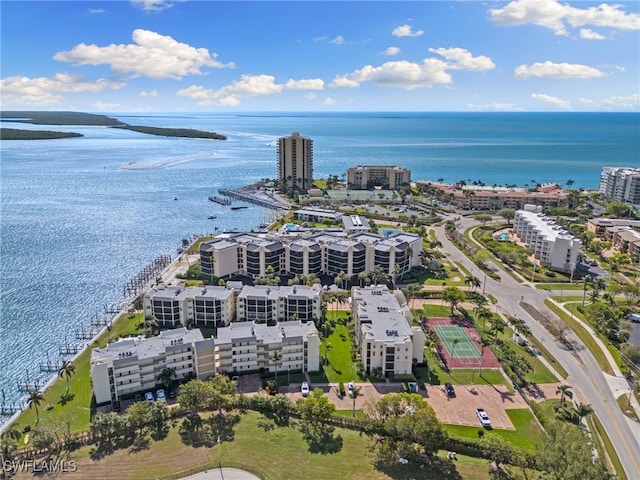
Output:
[200, 231, 421, 280]
[417, 181, 570, 210]
[346, 165, 411, 190]
[351, 286, 425, 378]
[599, 167, 640, 205]
[236, 285, 323, 323]
[143, 286, 236, 328]
[90, 328, 215, 405]
[513, 205, 581, 273]
[293, 208, 342, 223]
[215, 320, 320, 374]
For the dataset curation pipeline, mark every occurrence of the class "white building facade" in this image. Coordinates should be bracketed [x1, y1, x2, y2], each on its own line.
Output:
[143, 286, 236, 328]
[513, 205, 582, 273]
[236, 285, 323, 323]
[346, 166, 411, 190]
[215, 320, 320, 374]
[599, 167, 640, 205]
[351, 286, 425, 378]
[90, 328, 215, 405]
[200, 231, 422, 280]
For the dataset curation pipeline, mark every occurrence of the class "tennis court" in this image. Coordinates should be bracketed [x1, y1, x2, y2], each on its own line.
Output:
[427, 317, 501, 369]
[434, 325, 481, 358]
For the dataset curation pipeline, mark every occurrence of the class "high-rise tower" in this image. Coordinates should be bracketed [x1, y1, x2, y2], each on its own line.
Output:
[277, 132, 313, 192]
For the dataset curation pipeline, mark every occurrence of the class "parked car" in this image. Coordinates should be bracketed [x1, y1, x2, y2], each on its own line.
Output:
[168, 389, 177, 399]
[445, 382, 455, 397]
[301, 381, 310, 397]
[145, 392, 155, 402]
[476, 408, 492, 428]
[347, 382, 354, 397]
[156, 389, 166, 401]
[134, 393, 142, 403]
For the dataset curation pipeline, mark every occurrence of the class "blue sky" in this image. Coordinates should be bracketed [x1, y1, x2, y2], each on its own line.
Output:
[1, 0, 639, 112]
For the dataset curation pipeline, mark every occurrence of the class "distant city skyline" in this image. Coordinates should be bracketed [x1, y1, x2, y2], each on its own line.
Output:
[1, 0, 639, 112]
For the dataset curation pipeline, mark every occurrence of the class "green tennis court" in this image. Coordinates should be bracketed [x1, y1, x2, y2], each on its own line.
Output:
[434, 324, 481, 358]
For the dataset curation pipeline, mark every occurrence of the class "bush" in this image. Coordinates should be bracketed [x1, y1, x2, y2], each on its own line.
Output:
[338, 382, 345, 397]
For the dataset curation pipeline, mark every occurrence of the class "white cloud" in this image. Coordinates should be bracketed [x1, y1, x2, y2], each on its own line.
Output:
[305, 93, 317, 100]
[0, 73, 125, 106]
[323, 98, 336, 105]
[392, 24, 424, 37]
[177, 74, 324, 106]
[130, 0, 173, 12]
[579, 93, 640, 110]
[54, 29, 235, 80]
[312, 36, 327, 42]
[601, 93, 640, 109]
[0, 73, 125, 95]
[384, 47, 400, 56]
[88, 8, 104, 14]
[140, 89, 158, 97]
[429, 48, 495, 71]
[284, 79, 324, 90]
[330, 36, 347, 45]
[465, 102, 522, 111]
[579, 28, 605, 40]
[331, 48, 494, 90]
[490, 0, 640, 36]
[531, 92, 571, 109]
[515, 61, 606, 79]
[93, 101, 121, 110]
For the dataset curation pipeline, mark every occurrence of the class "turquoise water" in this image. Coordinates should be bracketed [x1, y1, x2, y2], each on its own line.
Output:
[1, 111, 638, 421]
[499, 233, 509, 240]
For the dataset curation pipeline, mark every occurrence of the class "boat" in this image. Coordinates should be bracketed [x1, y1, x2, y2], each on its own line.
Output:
[208, 216, 217, 220]
[230, 206, 248, 210]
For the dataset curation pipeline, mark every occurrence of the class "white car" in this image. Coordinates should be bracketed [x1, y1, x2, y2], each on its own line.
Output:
[347, 382, 354, 397]
[301, 381, 310, 397]
[156, 389, 166, 401]
[476, 408, 492, 429]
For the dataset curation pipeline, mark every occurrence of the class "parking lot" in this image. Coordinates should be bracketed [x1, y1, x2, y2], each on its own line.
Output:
[280, 380, 528, 430]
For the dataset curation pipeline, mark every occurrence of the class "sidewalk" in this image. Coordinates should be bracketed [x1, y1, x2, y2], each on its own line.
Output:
[549, 298, 640, 416]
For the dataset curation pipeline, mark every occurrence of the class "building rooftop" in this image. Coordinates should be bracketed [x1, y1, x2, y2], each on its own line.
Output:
[216, 320, 318, 345]
[352, 287, 413, 343]
[91, 327, 206, 363]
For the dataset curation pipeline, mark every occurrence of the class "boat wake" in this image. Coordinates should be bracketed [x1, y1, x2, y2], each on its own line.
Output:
[119, 152, 217, 170]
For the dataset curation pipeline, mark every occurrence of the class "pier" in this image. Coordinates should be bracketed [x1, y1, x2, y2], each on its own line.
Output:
[38, 352, 64, 373]
[0, 390, 20, 416]
[219, 188, 290, 211]
[208, 195, 232, 206]
[17, 370, 44, 393]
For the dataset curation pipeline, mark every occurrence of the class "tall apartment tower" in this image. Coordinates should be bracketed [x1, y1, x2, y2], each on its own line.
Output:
[277, 132, 313, 192]
[599, 167, 640, 205]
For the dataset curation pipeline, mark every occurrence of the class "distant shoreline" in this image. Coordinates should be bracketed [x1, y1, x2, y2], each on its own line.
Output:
[0, 110, 226, 141]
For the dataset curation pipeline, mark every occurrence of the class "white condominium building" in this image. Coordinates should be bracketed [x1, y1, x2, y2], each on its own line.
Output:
[215, 320, 320, 374]
[91, 328, 215, 405]
[236, 285, 323, 323]
[143, 286, 236, 328]
[278, 132, 314, 191]
[513, 205, 582, 273]
[599, 167, 640, 205]
[200, 231, 422, 280]
[346, 165, 411, 190]
[351, 286, 425, 378]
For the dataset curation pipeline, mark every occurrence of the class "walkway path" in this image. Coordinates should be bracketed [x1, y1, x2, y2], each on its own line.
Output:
[178, 468, 260, 480]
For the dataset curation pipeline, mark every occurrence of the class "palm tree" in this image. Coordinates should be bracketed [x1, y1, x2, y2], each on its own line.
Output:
[27, 390, 45, 425]
[490, 318, 506, 345]
[478, 337, 492, 378]
[556, 384, 573, 406]
[160, 367, 177, 390]
[575, 402, 593, 424]
[58, 360, 76, 394]
[145, 315, 159, 336]
[324, 342, 333, 365]
[566, 179, 574, 189]
[270, 351, 282, 385]
[358, 271, 368, 287]
[351, 385, 361, 417]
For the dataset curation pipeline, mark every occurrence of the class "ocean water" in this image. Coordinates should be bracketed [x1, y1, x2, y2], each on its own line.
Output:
[1, 112, 638, 422]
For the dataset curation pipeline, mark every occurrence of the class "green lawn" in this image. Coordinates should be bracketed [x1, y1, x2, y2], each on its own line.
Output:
[415, 348, 506, 388]
[421, 304, 453, 317]
[545, 300, 614, 375]
[322, 323, 361, 382]
[536, 283, 585, 291]
[58, 411, 493, 480]
[446, 409, 543, 450]
[11, 313, 145, 441]
[499, 327, 559, 384]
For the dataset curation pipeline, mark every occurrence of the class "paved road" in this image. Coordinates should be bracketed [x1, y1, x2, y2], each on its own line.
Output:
[433, 215, 640, 479]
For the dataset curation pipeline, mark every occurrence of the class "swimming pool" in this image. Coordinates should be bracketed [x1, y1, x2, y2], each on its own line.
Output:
[499, 233, 509, 240]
